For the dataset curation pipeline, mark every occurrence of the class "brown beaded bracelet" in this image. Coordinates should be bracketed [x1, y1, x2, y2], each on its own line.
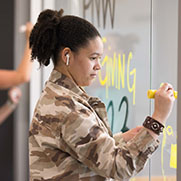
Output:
[143, 116, 164, 135]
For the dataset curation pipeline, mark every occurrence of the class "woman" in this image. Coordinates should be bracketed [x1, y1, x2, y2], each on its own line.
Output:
[29, 9, 175, 181]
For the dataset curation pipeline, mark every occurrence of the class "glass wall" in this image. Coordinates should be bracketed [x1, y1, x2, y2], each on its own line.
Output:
[151, 0, 177, 180]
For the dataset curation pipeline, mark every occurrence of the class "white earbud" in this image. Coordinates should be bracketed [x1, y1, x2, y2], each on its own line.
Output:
[66, 54, 70, 66]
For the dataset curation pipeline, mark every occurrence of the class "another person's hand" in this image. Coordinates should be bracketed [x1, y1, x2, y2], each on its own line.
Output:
[152, 83, 175, 124]
[25, 22, 33, 40]
[8, 87, 22, 105]
[121, 126, 143, 142]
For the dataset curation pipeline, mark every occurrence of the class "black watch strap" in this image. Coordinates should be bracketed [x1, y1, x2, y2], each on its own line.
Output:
[143, 116, 164, 135]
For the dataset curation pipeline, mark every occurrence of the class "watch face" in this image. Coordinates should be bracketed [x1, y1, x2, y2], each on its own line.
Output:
[151, 122, 160, 131]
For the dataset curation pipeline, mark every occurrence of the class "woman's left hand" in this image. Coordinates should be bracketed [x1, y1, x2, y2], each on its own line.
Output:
[121, 126, 143, 142]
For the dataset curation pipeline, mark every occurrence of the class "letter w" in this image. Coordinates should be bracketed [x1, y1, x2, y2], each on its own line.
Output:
[102, 0, 115, 29]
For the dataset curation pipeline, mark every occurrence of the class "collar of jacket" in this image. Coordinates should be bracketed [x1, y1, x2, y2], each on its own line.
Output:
[48, 69, 90, 101]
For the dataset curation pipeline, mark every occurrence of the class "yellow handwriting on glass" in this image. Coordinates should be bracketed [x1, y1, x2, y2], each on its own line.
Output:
[98, 40, 136, 104]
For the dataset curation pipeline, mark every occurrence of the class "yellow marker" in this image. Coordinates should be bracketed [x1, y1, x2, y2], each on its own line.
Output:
[147, 89, 178, 99]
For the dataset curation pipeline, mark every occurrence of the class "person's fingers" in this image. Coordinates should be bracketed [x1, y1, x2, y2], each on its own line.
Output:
[14, 89, 21, 99]
[159, 83, 173, 92]
[167, 89, 174, 97]
[26, 22, 33, 31]
[25, 22, 33, 38]
[9, 87, 22, 103]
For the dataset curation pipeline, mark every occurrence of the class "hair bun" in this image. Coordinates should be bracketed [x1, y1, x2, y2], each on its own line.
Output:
[38, 9, 55, 23]
[37, 9, 64, 25]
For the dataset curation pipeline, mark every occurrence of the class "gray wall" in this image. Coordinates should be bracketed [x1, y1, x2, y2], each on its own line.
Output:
[0, 0, 14, 180]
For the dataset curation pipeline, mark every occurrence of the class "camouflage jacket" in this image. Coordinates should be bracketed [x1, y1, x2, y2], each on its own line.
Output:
[29, 69, 159, 181]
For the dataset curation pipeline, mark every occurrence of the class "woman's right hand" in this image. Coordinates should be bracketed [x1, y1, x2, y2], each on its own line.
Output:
[152, 83, 175, 124]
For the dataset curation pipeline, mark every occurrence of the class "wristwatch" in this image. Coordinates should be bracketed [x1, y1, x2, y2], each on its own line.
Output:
[143, 116, 164, 135]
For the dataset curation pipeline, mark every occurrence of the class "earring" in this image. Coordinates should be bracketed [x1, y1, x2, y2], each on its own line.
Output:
[66, 54, 69, 66]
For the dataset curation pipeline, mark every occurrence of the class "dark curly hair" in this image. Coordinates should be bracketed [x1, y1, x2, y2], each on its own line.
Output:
[29, 9, 101, 66]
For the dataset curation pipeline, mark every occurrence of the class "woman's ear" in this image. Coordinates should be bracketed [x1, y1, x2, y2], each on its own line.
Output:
[61, 47, 71, 65]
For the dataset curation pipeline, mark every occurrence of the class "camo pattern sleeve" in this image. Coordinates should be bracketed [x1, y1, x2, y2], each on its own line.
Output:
[29, 69, 159, 181]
